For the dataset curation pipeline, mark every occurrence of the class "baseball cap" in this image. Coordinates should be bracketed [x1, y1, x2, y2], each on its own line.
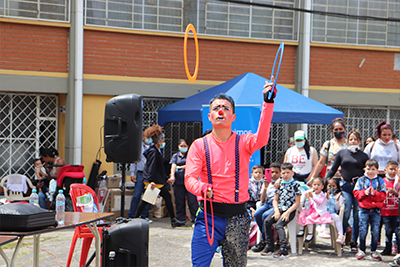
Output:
[294, 130, 306, 141]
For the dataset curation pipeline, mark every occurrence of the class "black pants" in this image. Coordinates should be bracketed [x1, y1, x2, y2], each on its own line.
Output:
[174, 184, 198, 221]
[264, 210, 296, 249]
[135, 184, 176, 220]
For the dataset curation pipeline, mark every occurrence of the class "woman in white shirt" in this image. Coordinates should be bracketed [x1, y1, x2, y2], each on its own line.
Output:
[364, 121, 400, 177]
[284, 130, 318, 183]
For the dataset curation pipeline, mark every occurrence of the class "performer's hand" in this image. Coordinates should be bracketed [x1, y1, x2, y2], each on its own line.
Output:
[150, 182, 156, 190]
[206, 188, 213, 199]
[263, 76, 277, 103]
[201, 184, 213, 199]
[130, 176, 136, 183]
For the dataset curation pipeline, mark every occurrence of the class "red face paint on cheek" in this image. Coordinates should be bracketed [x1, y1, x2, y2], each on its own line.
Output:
[218, 110, 224, 115]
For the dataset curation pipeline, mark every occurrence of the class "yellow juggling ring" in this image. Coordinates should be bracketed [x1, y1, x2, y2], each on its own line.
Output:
[184, 23, 199, 83]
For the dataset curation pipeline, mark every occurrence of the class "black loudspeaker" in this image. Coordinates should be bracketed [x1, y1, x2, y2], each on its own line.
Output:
[104, 94, 143, 163]
[102, 218, 149, 267]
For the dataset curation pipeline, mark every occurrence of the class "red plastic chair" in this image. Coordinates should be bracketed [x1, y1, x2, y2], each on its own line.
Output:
[67, 184, 104, 267]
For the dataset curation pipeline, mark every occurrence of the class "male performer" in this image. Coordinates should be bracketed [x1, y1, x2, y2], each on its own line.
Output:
[185, 81, 275, 266]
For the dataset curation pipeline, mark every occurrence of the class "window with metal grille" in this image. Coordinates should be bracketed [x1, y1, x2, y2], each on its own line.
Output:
[0, 93, 58, 179]
[312, 0, 400, 47]
[85, 0, 183, 32]
[0, 0, 70, 22]
[84, 0, 299, 41]
[204, 0, 298, 40]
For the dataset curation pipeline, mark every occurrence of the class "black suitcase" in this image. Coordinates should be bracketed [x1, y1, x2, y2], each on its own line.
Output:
[102, 218, 149, 267]
[0, 203, 56, 231]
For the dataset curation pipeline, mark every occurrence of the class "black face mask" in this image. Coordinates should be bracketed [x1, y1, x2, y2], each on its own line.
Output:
[327, 187, 337, 195]
[334, 131, 345, 140]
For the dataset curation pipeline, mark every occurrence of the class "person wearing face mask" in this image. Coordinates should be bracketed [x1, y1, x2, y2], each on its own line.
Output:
[364, 121, 400, 177]
[380, 161, 400, 256]
[326, 129, 369, 251]
[283, 130, 318, 183]
[309, 118, 348, 185]
[169, 139, 198, 224]
[127, 130, 153, 221]
[135, 124, 182, 227]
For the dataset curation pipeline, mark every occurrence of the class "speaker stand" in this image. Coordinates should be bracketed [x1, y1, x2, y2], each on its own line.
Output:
[120, 163, 126, 218]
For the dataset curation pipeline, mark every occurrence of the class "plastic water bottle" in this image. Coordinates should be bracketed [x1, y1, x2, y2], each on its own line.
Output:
[56, 190, 65, 225]
[327, 194, 336, 214]
[98, 176, 107, 203]
[29, 189, 39, 206]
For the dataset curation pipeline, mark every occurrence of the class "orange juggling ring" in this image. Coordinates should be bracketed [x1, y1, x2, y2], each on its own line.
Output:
[184, 24, 199, 83]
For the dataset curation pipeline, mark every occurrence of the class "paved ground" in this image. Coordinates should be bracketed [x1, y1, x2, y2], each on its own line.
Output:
[0, 217, 397, 267]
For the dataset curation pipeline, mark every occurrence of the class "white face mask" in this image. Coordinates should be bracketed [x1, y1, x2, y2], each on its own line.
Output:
[386, 173, 397, 180]
[348, 145, 359, 153]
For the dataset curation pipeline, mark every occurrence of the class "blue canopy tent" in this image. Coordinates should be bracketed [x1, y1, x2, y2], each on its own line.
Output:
[158, 72, 343, 126]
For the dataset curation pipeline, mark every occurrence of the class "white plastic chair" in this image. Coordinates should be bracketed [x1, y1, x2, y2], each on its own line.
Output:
[297, 204, 344, 256]
[286, 209, 299, 255]
[0, 174, 35, 202]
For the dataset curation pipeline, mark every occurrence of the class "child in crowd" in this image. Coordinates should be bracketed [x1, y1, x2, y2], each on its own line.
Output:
[297, 177, 332, 243]
[354, 159, 387, 261]
[33, 158, 50, 199]
[381, 161, 400, 256]
[34, 158, 47, 181]
[263, 163, 301, 258]
[322, 178, 345, 244]
[247, 165, 265, 218]
[252, 162, 281, 253]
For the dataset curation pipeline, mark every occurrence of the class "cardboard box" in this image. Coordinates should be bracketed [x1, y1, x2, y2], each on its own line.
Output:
[102, 188, 134, 213]
[107, 174, 121, 188]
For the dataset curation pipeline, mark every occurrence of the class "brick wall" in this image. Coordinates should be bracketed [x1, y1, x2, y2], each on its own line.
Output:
[83, 30, 296, 83]
[0, 22, 69, 72]
[310, 46, 399, 89]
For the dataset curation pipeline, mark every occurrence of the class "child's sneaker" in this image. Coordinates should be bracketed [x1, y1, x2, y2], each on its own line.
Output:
[382, 247, 392, 255]
[260, 246, 274, 256]
[350, 241, 358, 252]
[273, 248, 289, 258]
[336, 234, 344, 244]
[393, 246, 398, 255]
[318, 229, 331, 239]
[356, 250, 365, 260]
[371, 251, 382, 261]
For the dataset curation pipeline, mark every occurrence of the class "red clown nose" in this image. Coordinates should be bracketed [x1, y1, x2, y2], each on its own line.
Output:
[218, 110, 224, 115]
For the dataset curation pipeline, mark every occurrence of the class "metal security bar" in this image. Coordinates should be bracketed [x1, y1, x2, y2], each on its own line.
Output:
[0, 0, 70, 22]
[85, 0, 183, 32]
[312, 0, 400, 47]
[0, 93, 58, 179]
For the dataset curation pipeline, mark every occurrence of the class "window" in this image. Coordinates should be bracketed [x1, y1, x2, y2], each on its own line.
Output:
[0, 94, 58, 178]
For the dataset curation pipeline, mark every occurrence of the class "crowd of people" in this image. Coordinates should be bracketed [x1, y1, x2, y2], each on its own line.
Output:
[123, 84, 400, 266]
[248, 118, 400, 264]
[29, 81, 400, 266]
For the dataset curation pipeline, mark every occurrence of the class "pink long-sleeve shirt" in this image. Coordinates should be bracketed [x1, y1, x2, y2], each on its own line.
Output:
[185, 102, 274, 204]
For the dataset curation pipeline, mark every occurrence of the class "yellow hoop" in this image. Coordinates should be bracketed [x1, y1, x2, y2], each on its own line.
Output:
[184, 24, 199, 83]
